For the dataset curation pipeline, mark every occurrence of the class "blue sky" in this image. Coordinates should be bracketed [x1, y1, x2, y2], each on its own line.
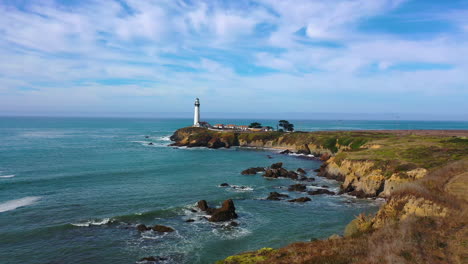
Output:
[0, 0, 467, 119]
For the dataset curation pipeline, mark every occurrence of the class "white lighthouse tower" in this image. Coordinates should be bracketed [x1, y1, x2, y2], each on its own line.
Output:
[193, 98, 200, 127]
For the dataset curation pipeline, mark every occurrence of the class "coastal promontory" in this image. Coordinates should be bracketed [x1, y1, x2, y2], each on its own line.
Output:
[171, 127, 468, 263]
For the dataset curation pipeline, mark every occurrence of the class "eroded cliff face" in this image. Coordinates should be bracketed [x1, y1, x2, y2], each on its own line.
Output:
[170, 127, 430, 198]
[318, 157, 427, 198]
[371, 195, 449, 229]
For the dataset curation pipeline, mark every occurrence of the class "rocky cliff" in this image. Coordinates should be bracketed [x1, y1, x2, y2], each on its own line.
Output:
[171, 128, 468, 198]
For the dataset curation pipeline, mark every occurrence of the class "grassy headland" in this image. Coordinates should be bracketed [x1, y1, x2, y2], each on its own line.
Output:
[170, 128, 468, 263]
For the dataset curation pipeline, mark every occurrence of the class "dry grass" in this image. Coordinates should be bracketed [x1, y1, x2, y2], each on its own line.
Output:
[217, 160, 468, 264]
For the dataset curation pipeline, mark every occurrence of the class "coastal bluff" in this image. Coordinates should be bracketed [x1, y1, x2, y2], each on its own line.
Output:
[171, 127, 468, 263]
[170, 127, 468, 198]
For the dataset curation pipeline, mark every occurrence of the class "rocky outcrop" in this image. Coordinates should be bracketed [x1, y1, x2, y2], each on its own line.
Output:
[266, 192, 290, 200]
[136, 224, 174, 233]
[196, 199, 238, 222]
[170, 127, 336, 156]
[139, 256, 168, 263]
[209, 199, 238, 222]
[136, 224, 151, 232]
[318, 157, 428, 198]
[308, 189, 336, 195]
[288, 184, 307, 192]
[152, 225, 175, 233]
[241, 167, 265, 175]
[288, 197, 311, 203]
[371, 195, 449, 229]
[262, 162, 300, 179]
[171, 127, 431, 199]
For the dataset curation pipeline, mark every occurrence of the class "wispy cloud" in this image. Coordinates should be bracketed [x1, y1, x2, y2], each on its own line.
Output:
[0, 0, 467, 117]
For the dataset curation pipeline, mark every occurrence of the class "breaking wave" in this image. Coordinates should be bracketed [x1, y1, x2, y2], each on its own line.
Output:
[0, 196, 41, 213]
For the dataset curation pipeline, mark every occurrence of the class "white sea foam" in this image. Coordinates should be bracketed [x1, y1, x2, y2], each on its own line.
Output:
[19, 131, 69, 138]
[230, 185, 254, 192]
[0, 174, 15, 178]
[158, 135, 171, 141]
[71, 218, 112, 227]
[211, 226, 251, 240]
[0, 196, 41, 213]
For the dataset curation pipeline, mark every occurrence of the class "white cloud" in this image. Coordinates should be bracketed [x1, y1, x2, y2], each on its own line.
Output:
[0, 0, 466, 116]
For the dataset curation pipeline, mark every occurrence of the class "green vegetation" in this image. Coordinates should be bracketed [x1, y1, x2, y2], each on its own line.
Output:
[279, 120, 294, 132]
[249, 122, 262, 128]
[215, 248, 276, 264]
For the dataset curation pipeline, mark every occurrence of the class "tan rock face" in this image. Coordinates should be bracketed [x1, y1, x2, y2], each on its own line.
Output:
[322, 159, 428, 198]
[372, 195, 448, 229]
[381, 168, 428, 197]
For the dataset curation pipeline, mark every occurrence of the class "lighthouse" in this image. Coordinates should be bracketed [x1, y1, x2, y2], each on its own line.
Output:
[193, 98, 200, 126]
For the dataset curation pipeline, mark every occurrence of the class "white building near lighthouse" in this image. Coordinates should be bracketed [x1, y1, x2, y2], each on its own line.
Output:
[192, 98, 211, 128]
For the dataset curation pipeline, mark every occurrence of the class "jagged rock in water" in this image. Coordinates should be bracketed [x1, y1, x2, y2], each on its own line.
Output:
[152, 225, 175, 233]
[197, 200, 210, 211]
[288, 184, 307, 192]
[241, 167, 265, 175]
[139, 256, 168, 263]
[308, 189, 336, 195]
[263, 167, 298, 179]
[298, 177, 315, 182]
[266, 192, 290, 200]
[136, 224, 151, 232]
[288, 197, 311, 203]
[148, 142, 154, 145]
[271, 162, 283, 169]
[297, 168, 307, 174]
[279, 149, 291, 154]
[185, 219, 195, 222]
[209, 199, 238, 222]
[219, 183, 230, 187]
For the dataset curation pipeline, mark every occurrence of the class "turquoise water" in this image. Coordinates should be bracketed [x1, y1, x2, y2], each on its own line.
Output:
[1, 117, 467, 264]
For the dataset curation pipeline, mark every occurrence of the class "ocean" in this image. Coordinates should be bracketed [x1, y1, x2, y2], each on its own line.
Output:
[1, 117, 467, 264]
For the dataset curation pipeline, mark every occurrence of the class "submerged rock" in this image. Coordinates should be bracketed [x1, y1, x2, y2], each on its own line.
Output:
[219, 183, 230, 187]
[229, 221, 239, 227]
[152, 225, 175, 233]
[288, 197, 311, 203]
[138, 256, 168, 263]
[308, 189, 336, 195]
[136, 224, 151, 232]
[298, 177, 315, 182]
[288, 184, 307, 192]
[185, 219, 195, 223]
[266, 192, 290, 200]
[148, 142, 154, 145]
[297, 168, 307, 174]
